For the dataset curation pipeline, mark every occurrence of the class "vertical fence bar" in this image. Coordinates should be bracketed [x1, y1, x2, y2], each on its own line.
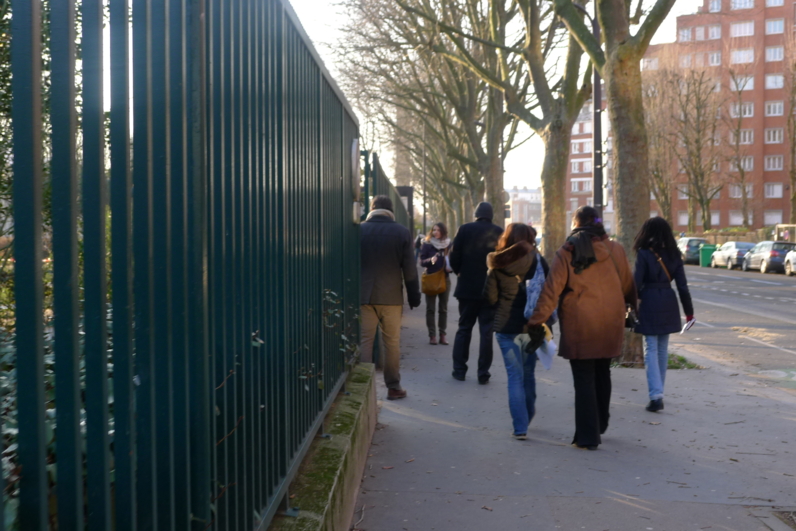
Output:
[150, 0, 176, 525]
[82, 0, 112, 524]
[170, 0, 192, 526]
[187, 0, 212, 526]
[132, 0, 158, 523]
[110, 0, 136, 523]
[11, 0, 47, 526]
[50, 0, 84, 525]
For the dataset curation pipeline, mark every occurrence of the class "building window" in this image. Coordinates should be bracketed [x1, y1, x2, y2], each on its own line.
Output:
[710, 0, 722, 10]
[570, 198, 579, 211]
[678, 211, 689, 226]
[729, 184, 754, 198]
[765, 128, 784, 143]
[765, 74, 784, 89]
[708, 24, 722, 39]
[698, 211, 721, 226]
[765, 101, 784, 116]
[679, 28, 692, 42]
[730, 102, 754, 117]
[766, 19, 785, 34]
[766, 0, 784, 5]
[583, 180, 592, 192]
[731, 0, 754, 7]
[730, 21, 754, 37]
[765, 183, 784, 197]
[729, 211, 750, 225]
[766, 46, 784, 62]
[708, 52, 722, 66]
[712, 160, 721, 173]
[730, 75, 754, 91]
[572, 180, 580, 191]
[571, 161, 580, 173]
[583, 161, 592, 173]
[731, 129, 754, 144]
[764, 211, 784, 225]
[583, 121, 593, 134]
[642, 57, 659, 70]
[731, 48, 755, 64]
[731, 156, 754, 171]
[765, 155, 784, 170]
[680, 54, 692, 68]
[678, 186, 689, 200]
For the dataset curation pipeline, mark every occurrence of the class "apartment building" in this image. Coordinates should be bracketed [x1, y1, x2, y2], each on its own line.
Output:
[640, 0, 793, 229]
[506, 186, 543, 225]
[566, 102, 617, 233]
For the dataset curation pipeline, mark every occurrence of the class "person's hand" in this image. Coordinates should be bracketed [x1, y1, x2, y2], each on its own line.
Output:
[431, 256, 438, 265]
[686, 315, 695, 322]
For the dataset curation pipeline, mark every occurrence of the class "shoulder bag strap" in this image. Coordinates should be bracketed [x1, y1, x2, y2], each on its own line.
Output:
[652, 251, 672, 282]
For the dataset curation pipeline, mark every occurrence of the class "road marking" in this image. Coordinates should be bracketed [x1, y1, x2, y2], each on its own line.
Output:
[692, 297, 796, 326]
[750, 279, 783, 286]
[720, 289, 728, 292]
[753, 295, 762, 298]
[742, 293, 749, 296]
[738, 335, 796, 357]
[765, 297, 774, 300]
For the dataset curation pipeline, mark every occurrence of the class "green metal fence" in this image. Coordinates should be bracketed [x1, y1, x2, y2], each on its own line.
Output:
[361, 150, 412, 230]
[7, 0, 360, 528]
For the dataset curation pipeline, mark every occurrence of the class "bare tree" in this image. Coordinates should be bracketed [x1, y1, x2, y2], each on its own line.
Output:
[784, 31, 796, 223]
[642, 68, 676, 223]
[724, 69, 755, 228]
[396, 0, 591, 256]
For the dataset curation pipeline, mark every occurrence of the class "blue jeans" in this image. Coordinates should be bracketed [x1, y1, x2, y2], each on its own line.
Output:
[643, 334, 670, 400]
[496, 333, 537, 435]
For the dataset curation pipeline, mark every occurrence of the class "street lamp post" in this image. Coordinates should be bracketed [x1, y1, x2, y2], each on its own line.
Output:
[422, 127, 427, 235]
[573, 4, 603, 218]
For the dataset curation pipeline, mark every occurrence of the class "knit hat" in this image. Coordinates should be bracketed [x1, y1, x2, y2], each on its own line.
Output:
[474, 202, 494, 220]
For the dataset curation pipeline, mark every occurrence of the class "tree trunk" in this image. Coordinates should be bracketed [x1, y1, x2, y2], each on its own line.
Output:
[539, 124, 571, 261]
[604, 48, 648, 366]
[485, 151, 505, 228]
[604, 51, 649, 254]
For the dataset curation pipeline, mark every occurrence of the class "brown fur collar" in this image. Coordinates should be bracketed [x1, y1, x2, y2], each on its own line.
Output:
[487, 241, 534, 270]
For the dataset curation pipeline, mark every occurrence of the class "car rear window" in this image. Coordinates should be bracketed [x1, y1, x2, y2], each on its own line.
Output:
[687, 240, 706, 248]
[773, 243, 796, 252]
[736, 242, 754, 250]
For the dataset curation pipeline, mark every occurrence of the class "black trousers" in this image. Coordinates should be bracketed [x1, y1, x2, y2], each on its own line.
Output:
[569, 358, 612, 447]
[451, 298, 495, 380]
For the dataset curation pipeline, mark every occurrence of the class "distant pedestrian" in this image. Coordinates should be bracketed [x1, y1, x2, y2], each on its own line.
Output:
[419, 223, 452, 345]
[449, 202, 503, 383]
[527, 206, 637, 450]
[360, 195, 422, 400]
[414, 232, 424, 260]
[484, 223, 549, 440]
[632, 217, 694, 413]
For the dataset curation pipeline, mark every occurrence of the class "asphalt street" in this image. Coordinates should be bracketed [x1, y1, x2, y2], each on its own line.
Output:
[671, 264, 796, 391]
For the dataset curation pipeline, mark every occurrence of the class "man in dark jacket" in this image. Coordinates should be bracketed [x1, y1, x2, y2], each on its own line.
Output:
[448, 202, 503, 383]
[360, 195, 422, 400]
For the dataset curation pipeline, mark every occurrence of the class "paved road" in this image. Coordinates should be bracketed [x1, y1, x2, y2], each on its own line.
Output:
[672, 264, 796, 390]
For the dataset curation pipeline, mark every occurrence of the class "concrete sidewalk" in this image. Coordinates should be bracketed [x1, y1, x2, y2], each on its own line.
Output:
[352, 300, 796, 530]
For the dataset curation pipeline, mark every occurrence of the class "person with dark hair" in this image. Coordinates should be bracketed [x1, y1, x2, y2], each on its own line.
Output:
[526, 206, 637, 450]
[632, 217, 694, 413]
[360, 195, 422, 400]
[484, 223, 549, 440]
[419, 223, 452, 345]
[448, 202, 504, 383]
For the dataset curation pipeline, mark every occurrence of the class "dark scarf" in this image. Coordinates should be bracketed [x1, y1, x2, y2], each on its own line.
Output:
[566, 225, 607, 274]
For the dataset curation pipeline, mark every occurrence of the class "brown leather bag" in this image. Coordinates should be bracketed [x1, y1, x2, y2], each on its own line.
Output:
[421, 268, 447, 296]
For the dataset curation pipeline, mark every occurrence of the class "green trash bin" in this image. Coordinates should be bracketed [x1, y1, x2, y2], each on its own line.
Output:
[699, 243, 717, 267]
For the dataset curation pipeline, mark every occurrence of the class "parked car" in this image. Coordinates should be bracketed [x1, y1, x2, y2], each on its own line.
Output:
[741, 241, 796, 273]
[677, 237, 708, 265]
[710, 241, 755, 269]
[785, 250, 796, 276]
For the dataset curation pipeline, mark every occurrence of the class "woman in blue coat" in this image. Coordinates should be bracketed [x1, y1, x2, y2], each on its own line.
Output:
[632, 217, 694, 413]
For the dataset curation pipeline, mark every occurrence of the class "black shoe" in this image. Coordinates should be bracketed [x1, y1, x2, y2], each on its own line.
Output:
[478, 377, 490, 385]
[645, 399, 664, 412]
[452, 372, 465, 381]
[572, 443, 598, 451]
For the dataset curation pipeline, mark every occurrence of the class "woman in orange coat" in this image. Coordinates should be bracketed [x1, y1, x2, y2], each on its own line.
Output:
[527, 206, 637, 450]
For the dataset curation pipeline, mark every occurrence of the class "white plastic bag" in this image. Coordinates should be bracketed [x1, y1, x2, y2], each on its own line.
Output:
[536, 339, 556, 370]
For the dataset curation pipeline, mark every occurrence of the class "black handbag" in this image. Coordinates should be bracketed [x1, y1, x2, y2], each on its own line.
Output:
[624, 305, 639, 329]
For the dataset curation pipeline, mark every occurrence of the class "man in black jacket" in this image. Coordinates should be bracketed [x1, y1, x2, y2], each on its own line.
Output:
[449, 202, 503, 383]
[360, 195, 422, 400]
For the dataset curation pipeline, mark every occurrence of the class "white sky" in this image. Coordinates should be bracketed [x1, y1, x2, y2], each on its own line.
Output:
[291, 0, 698, 190]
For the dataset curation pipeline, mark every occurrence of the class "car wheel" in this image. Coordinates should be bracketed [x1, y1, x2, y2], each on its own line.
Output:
[726, 258, 734, 270]
[711, 257, 717, 268]
[760, 260, 768, 274]
[786, 261, 794, 277]
[742, 259, 749, 271]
